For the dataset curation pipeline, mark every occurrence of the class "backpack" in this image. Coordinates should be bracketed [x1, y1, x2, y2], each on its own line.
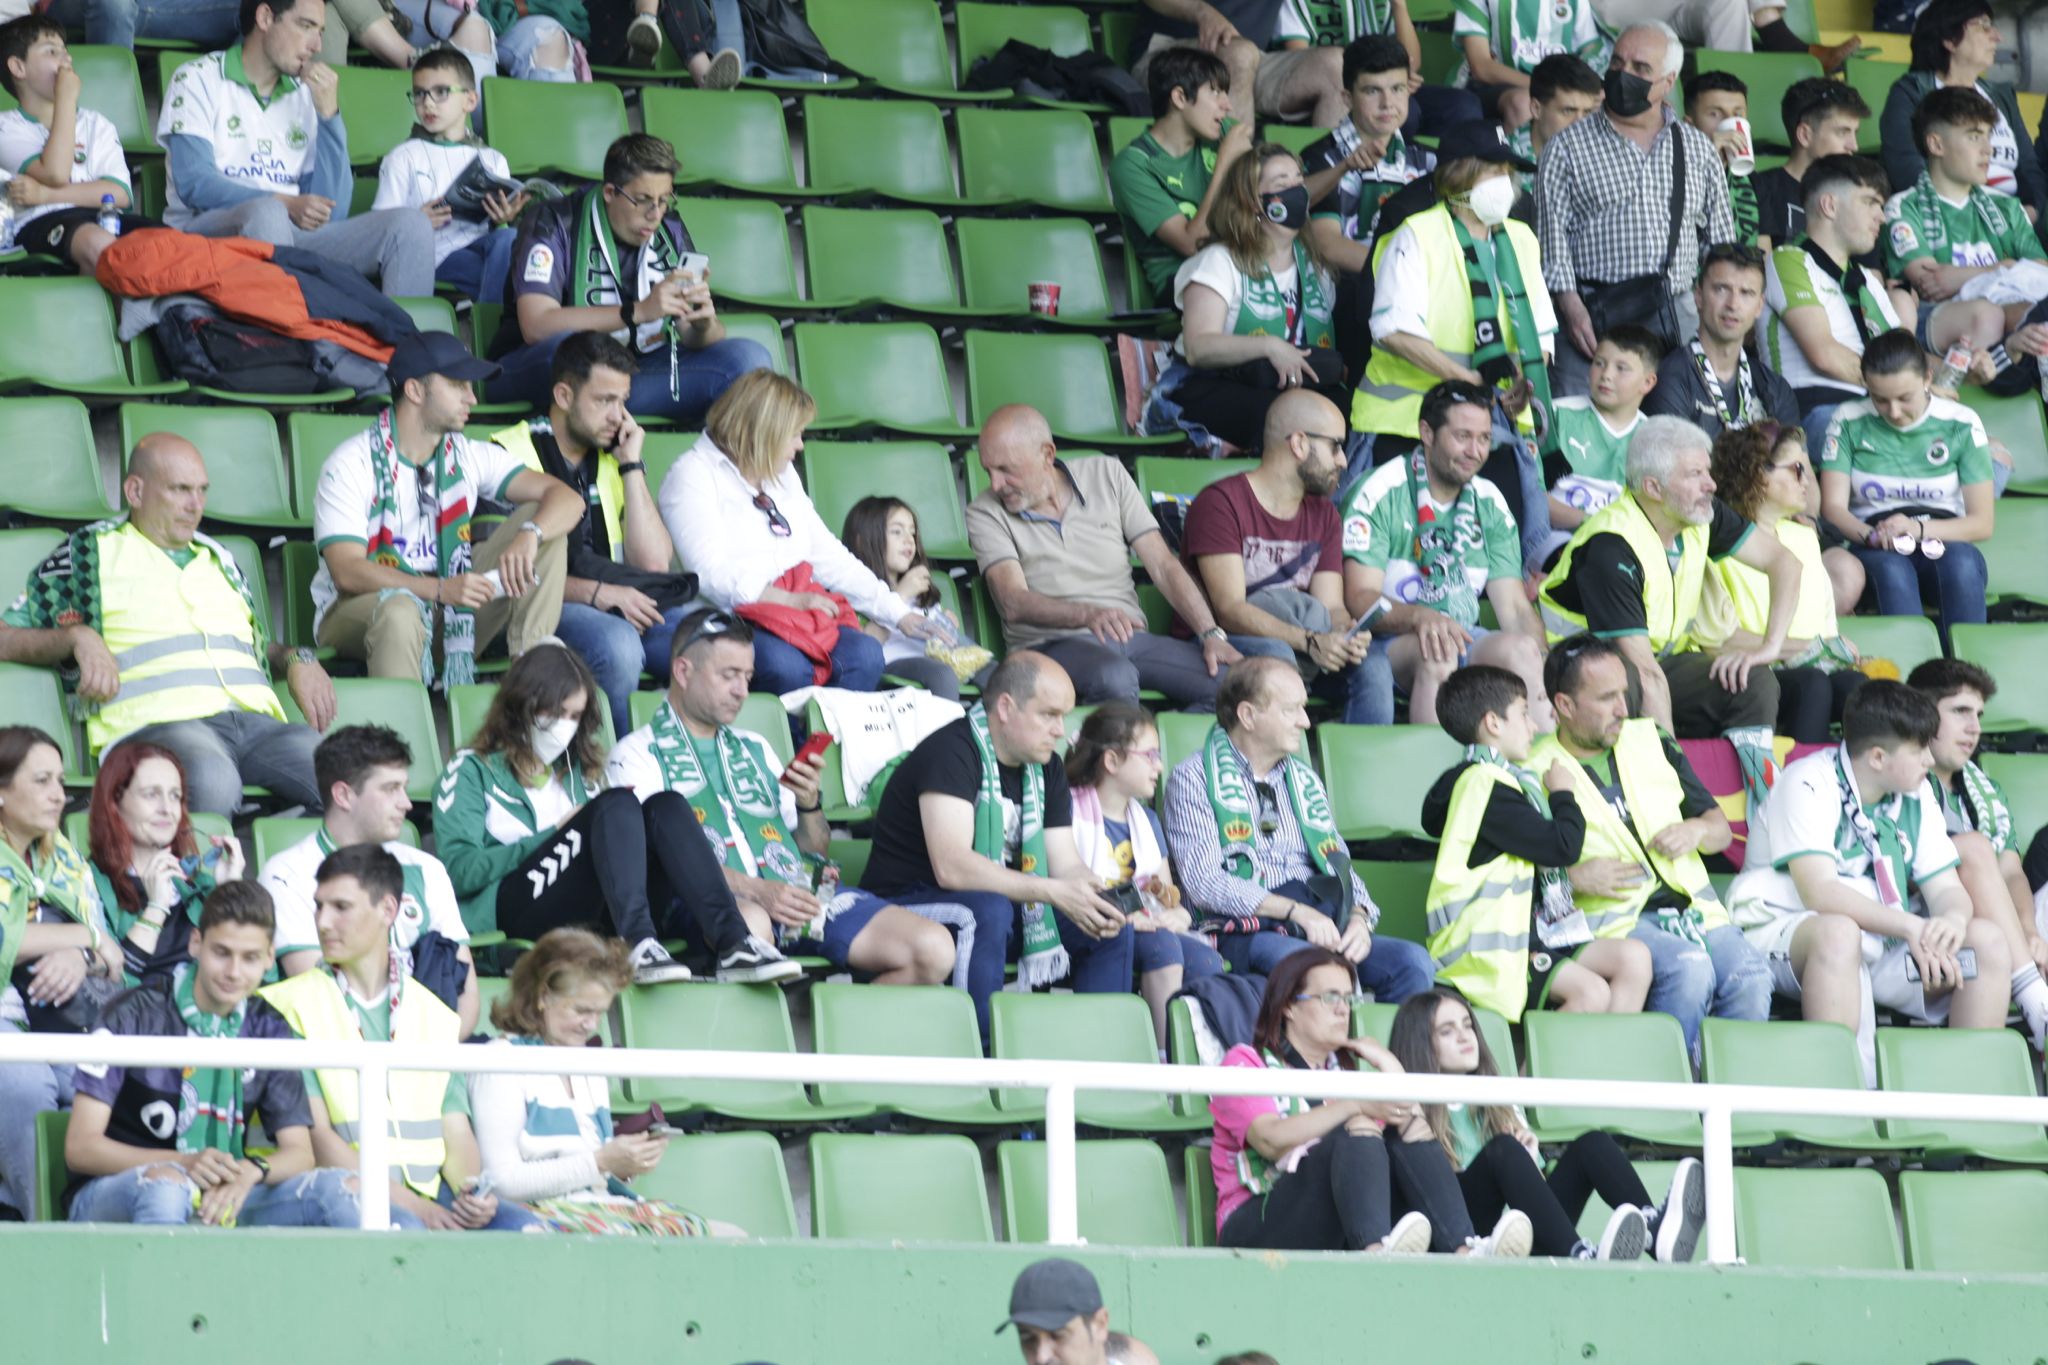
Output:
[736, 0, 841, 75]
[964, 40, 1147, 116]
[150, 303, 329, 394]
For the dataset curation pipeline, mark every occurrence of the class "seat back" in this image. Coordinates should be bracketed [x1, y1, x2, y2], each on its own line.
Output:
[803, 205, 959, 310]
[676, 198, 800, 304]
[288, 412, 374, 525]
[957, 108, 1112, 211]
[638, 1131, 799, 1238]
[807, 0, 956, 92]
[1313, 724, 1462, 841]
[964, 331, 1123, 441]
[811, 983, 998, 1116]
[1983, 495, 2048, 606]
[955, 216, 1112, 320]
[272, 678, 443, 800]
[0, 529, 64, 605]
[1975, 390, 2048, 493]
[251, 815, 419, 872]
[1875, 1026, 2048, 1159]
[803, 440, 970, 560]
[0, 663, 88, 783]
[1978, 754, 2048, 853]
[1351, 999, 1517, 1073]
[616, 983, 808, 1112]
[1689, 51, 1823, 146]
[803, 97, 957, 201]
[335, 64, 417, 164]
[1134, 456, 1258, 506]
[954, 3, 1092, 77]
[0, 397, 108, 520]
[648, 88, 801, 191]
[482, 77, 628, 177]
[1700, 1017, 1879, 1146]
[69, 45, 150, 151]
[1837, 613, 1942, 677]
[1523, 1010, 1701, 1144]
[1734, 1167, 1902, 1270]
[998, 1139, 1178, 1246]
[120, 402, 292, 527]
[35, 1109, 69, 1222]
[1953, 624, 2048, 732]
[1184, 1142, 1218, 1248]
[0, 278, 137, 390]
[1356, 859, 1432, 946]
[793, 322, 961, 431]
[1898, 1170, 2048, 1273]
[809, 1132, 993, 1240]
[990, 992, 1178, 1125]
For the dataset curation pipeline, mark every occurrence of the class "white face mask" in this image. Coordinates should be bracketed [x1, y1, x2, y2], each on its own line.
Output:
[531, 715, 580, 767]
[1466, 174, 1516, 227]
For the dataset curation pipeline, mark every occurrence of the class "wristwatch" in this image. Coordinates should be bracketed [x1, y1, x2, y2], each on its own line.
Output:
[287, 646, 317, 668]
[1200, 626, 1228, 643]
[246, 1153, 270, 1180]
[615, 461, 646, 477]
[519, 520, 546, 543]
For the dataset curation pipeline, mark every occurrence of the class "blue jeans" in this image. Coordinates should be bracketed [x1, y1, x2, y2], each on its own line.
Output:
[1849, 541, 1987, 654]
[751, 623, 884, 695]
[497, 15, 577, 80]
[387, 1182, 545, 1231]
[1320, 636, 1399, 726]
[1133, 927, 1228, 982]
[0, 1061, 73, 1220]
[48, 0, 239, 47]
[555, 602, 690, 739]
[1630, 920, 1772, 1057]
[435, 228, 520, 305]
[486, 331, 773, 425]
[68, 1163, 360, 1227]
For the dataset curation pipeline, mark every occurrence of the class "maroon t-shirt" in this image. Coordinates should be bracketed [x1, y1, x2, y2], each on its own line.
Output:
[1173, 473, 1342, 637]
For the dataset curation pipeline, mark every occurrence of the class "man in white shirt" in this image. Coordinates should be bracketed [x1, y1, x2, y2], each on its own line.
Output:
[0, 18, 135, 272]
[260, 723, 480, 1034]
[313, 332, 582, 686]
[1729, 680, 2013, 1085]
[156, 0, 434, 297]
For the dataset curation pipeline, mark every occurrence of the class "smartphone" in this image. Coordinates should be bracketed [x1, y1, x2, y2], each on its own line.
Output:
[646, 1122, 682, 1138]
[781, 732, 834, 786]
[1343, 597, 1393, 642]
[463, 1172, 496, 1199]
[1904, 946, 1979, 983]
[671, 251, 710, 284]
[1105, 882, 1146, 916]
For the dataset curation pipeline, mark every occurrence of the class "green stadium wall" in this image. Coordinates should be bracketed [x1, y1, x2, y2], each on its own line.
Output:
[10, 1228, 2048, 1362]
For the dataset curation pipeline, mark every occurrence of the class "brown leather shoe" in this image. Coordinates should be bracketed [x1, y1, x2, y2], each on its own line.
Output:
[1810, 36, 1864, 76]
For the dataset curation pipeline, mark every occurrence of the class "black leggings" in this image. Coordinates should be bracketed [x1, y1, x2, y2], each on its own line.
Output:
[1775, 665, 1864, 744]
[494, 788, 751, 959]
[1456, 1131, 1650, 1257]
[1219, 1128, 1476, 1253]
[1172, 361, 1349, 453]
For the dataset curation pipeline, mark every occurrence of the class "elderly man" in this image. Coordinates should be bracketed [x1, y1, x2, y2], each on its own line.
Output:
[970, 403, 1289, 707]
[1539, 416, 1801, 809]
[1536, 21, 1736, 398]
[1, 434, 333, 814]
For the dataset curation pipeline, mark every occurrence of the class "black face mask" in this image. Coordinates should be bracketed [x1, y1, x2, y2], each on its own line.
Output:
[1603, 66, 1654, 118]
[1260, 184, 1311, 231]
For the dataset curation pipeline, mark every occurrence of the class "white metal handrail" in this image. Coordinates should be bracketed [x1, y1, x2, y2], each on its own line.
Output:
[7, 1030, 2045, 1260]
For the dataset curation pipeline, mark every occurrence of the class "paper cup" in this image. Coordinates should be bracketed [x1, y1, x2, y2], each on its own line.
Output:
[1718, 116, 1756, 176]
[1028, 281, 1061, 317]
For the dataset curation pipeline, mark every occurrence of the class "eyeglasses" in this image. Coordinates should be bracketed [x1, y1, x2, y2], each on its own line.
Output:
[610, 184, 678, 218]
[752, 490, 793, 538]
[407, 85, 464, 106]
[676, 610, 736, 657]
[1254, 780, 1281, 838]
[1293, 990, 1365, 1012]
[1119, 747, 1163, 763]
[1301, 430, 1347, 455]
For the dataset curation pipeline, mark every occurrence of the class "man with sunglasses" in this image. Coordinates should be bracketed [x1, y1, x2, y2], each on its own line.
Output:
[485, 132, 772, 423]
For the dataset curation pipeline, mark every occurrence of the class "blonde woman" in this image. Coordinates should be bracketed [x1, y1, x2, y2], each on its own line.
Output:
[658, 369, 933, 695]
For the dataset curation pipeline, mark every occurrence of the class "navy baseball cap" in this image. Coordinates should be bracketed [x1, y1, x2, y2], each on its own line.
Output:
[1435, 119, 1538, 172]
[387, 330, 501, 389]
[996, 1258, 1104, 1334]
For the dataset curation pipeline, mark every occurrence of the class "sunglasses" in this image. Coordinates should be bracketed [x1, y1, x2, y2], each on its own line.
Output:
[753, 490, 793, 537]
[1254, 780, 1281, 838]
[677, 610, 737, 657]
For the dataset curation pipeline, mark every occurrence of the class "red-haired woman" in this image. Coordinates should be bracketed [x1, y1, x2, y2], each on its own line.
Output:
[87, 743, 245, 985]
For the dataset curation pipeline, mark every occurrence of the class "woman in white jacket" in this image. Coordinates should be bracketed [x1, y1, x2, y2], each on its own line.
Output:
[658, 370, 931, 695]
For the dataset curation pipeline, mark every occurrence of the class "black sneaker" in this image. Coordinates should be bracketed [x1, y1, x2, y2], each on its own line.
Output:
[717, 934, 803, 984]
[1655, 1157, 1705, 1264]
[630, 938, 693, 986]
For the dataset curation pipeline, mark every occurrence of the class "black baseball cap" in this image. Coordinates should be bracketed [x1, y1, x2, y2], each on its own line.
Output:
[995, 1258, 1104, 1335]
[387, 331, 501, 390]
[1435, 119, 1538, 172]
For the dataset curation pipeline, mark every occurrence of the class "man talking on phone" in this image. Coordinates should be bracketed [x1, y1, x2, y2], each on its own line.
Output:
[605, 608, 959, 989]
[489, 331, 688, 740]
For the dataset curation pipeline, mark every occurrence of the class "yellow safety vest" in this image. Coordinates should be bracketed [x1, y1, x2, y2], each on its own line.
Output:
[1351, 204, 1546, 438]
[1426, 764, 1535, 1022]
[259, 969, 459, 1198]
[88, 523, 284, 753]
[1694, 520, 1834, 651]
[491, 419, 626, 562]
[1527, 721, 1728, 939]
[1539, 492, 1710, 654]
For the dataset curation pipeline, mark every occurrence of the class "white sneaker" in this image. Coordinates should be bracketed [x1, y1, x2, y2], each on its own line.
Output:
[1653, 1158, 1706, 1264]
[1368, 1210, 1432, 1255]
[630, 938, 693, 985]
[624, 14, 661, 67]
[697, 47, 741, 89]
[1596, 1204, 1649, 1261]
[1467, 1207, 1532, 1259]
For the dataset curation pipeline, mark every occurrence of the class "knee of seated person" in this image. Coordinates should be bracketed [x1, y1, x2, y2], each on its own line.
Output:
[908, 918, 958, 981]
[1220, 35, 1260, 77]
[534, 25, 573, 65]
[1805, 912, 1863, 970]
[1963, 914, 2010, 967]
[140, 1162, 195, 1189]
[702, 336, 774, 384]
[587, 785, 642, 820]
[1480, 1130, 1528, 1161]
[238, 196, 296, 243]
[1090, 655, 1143, 705]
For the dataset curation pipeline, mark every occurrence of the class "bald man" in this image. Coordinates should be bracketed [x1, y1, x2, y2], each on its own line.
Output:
[0, 435, 332, 813]
[969, 404, 1292, 708]
[1177, 390, 1391, 723]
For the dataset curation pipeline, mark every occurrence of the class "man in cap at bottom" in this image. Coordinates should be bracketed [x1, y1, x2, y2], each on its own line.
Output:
[999, 1257, 1158, 1365]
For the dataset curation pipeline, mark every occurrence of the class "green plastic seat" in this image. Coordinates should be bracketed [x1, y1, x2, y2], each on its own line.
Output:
[34, 1109, 68, 1222]
[999, 1139, 1179, 1246]
[637, 1132, 799, 1238]
[449, 681, 614, 754]
[1134, 456, 1259, 509]
[1154, 710, 1215, 785]
[251, 815, 417, 871]
[809, 1132, 993, 1240]
[118, 402, 292, 527]
[395, 295, 458, 337]
[793, 322, 971, 437]
[1354, 859, 1432, 947]
[0, 398, 111, 521]
[1837, 613, 1942, 677]
[1689, 52, 1822, 148]
[739, 692, 794, 762]
[1952, 624, 2048, 733]
[719, 314, 790, 376]
[954, 4, 1095, 106]
[956, 216, 1115, 322]
[1259, 124, 1330, 157]
[807, 0, 1002, 101]
[1875, 1025, 2048, 1162]
[0, 529, 64, 601]
[211, 533, 273, 644]
[637, 429, 700, 494]
[672, 198, 814, 310]
[1523, 1009, 1702, 1146]
[1983, 496, 2048, 606]
[964, 330, 1175, 447]
[1976, 390, 2048, 494]
[812, 982, 1023, 1123]
[801, 96, 990, 206]
[482, 77, 627, 178]
[801, 204, 971, 314]
[69, 45, 151, 153]
[334, 64, 417, 166]
[0, 664, 89, 784]
[1571, 1159, 1691, 1259]
[1978, 754, 2048, 851]
[1899, 1170, 2048, 1273]
[957, 108, 1114, 213]
[991, 992, 1209, 1131]
[802, 440, 970, 559]
[1351, 999, 1518, 1074]
[1185, 1142, 1218, 1248]
[271, 678, 442, 801]
[470, 975, 513, 1035]
[828, 836, 871, 886]
[618, 983, 872, 1122]
[1699, 1018, 1892, 1150]
[649, 88, 841, 196]
[1840, 60, 1909, 153]
[287, 412, 372, 525]
[0, 278, 185, 398]
[1734, 1166, 1902, 1270]
[1312, 724, 1463, 841]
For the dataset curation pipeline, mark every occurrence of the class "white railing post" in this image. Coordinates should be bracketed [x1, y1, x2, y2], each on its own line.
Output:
[1701, 1101, 1737, 1265]
[1044, 1080, 1080, 1246]
[356, 1054, 391, 1231]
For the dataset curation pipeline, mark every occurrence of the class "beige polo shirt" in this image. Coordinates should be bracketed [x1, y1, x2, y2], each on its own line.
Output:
[966, 456, 1162, 651]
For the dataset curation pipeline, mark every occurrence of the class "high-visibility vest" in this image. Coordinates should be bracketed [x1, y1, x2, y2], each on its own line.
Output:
[1350, 203, 1546, 438]
[1528, 720, 1728, 939]
[89, 522, 284, 753]
[1425, 764, 1535, 1022]
[491, 419, 625, 562]
[259, 969, 459, 1198]
[1538, 492, 1710, 654]
[1698, 520, 1834, 649]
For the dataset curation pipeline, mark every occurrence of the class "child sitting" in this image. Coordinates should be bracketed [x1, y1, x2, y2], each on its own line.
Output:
[372, 46, 528, 304]
[0, 16, 142, 274]
[1540, 324, 1660, 564]
[1421, 665, 1652, 1023]
[840, 495, 965, 701]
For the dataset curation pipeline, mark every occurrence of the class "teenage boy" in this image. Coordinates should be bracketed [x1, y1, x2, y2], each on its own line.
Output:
[1884, 86, 2048, 380]
[259, 723, 478, 1033]
[64, 882, 361, 1228]
[1729, 681, 2013, 1087]
[1110, 46, 1254, 301]
[0, 16, 138, 273]
[1422, 665, 1652, 1023]
[1505, 53, 1603, 222]
[1542, 324, 1660, 561]
[261, 844, 538, 1231]
[1753, 78, 1869, 251]
[1302, 35, 1436, 276]
[1685, 69, 1759, 247]
[1452, 0, 1610, 130]
[1908, 658, 2048, 1047]
[1273, 0, 1482, 136]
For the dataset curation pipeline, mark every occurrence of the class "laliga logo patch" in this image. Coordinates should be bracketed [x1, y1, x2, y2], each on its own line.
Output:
[1926, 440, 1951, 466]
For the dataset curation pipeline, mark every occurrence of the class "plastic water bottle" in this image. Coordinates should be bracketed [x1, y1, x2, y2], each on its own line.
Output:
[96, 192, 119, 238]
[1932, 342, 1972, 394]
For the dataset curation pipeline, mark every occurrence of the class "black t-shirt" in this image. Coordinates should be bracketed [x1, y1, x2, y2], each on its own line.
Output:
[530, 425, 612, 564]
[1753, 165, 1885, 270]
[1573, 739, 1718, 913]
[1548, 500, 1753, 636]
[860, 717, 1074, 896]
[1642, 346, 1801, 438]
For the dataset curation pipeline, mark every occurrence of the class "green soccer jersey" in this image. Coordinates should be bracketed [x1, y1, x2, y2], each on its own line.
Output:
[1275, 0, 1396, 45]
[1110, 131, 1222, 297]
[1453, 0, 1608, 77]
[1545, 396, 1642, 516]
[1819, 393, 1993, 521]
[1340, 457, 1523, 627]
[1884, 182, 2044, 274]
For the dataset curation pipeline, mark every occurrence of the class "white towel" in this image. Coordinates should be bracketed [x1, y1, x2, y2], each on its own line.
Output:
[782, 685, 966, 807]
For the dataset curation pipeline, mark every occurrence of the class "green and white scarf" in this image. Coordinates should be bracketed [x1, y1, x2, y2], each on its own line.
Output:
[0, 834, 96, 986]
[1236, 238, 1335, 349]
[573, 186, 683, 398]
[1943, 761, 2014, 855]
[1405, 444, 1486, 626]
[1235, 1047, 1318, 1197]
[363, 408, 477, 690]
[172, 960, 247, 1159]
[1277, 0, 1394, 45]
[967, 705, 1065, 986]
[1202, 724, 1344, 883]
[1910, 169, 2020, 266]
[1453, 213, 1556, 463]
[1464, 744, 1588, 950]
[646, 701, 812, 887]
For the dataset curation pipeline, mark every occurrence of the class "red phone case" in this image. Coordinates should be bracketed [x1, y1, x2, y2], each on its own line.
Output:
[782, 734, 834, 784]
